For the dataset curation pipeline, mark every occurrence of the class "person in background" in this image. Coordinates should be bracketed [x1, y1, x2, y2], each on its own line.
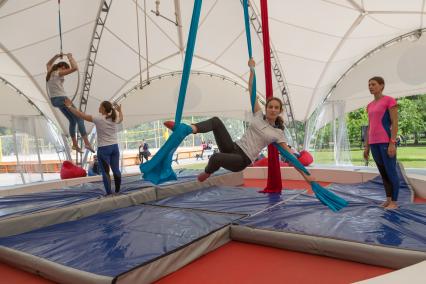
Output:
[88, 155, 100, 176]
[139, 140, 151, 163]
[46, 53, 94, 153]
[65, 100, 123, 195]
[363, 76, 399, 209]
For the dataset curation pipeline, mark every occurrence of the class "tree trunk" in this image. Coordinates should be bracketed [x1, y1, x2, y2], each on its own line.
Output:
[414, 132, 419, 145]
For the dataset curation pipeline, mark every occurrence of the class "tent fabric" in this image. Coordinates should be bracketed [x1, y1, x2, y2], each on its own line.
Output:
[2, 1, 426, 133]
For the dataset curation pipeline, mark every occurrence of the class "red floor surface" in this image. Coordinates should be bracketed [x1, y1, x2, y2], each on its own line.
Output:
[156, 241, 393, 284]
[414, 196, 426, 203]
[0, 263, 55, 284]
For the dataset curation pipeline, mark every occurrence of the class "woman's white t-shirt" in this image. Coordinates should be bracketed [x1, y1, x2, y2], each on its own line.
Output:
[92, 115, 122, 147]
[236, 111, 287, 162]
[46, 71, 67, 98]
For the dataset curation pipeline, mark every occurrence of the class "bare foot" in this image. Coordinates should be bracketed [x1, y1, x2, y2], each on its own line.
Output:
[197, 172, 211, 182]
[85, 144, 95, 153]
[72, 145, 84, 153]
[385, 202, 398, 210]
[380, 201, 391, 208]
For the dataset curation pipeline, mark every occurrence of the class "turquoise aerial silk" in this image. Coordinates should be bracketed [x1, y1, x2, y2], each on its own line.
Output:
[140, 0, 202, 184]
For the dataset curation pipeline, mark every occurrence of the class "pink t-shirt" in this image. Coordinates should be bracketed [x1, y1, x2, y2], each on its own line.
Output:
[367, 95, 397, 144]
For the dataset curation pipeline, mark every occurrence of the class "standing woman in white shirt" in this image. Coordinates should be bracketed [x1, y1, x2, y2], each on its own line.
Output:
[46, 53, 94, 153]
[65, 100, 124, 195]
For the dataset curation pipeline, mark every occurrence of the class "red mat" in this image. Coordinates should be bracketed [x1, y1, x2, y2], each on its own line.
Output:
[156, 241, 393, 284]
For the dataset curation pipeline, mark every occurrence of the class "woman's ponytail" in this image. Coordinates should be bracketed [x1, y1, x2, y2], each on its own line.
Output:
[101, 101, 117, 122]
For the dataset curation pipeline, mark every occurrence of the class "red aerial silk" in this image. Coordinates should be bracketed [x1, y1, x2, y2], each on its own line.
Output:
[259, 0, 282, 193]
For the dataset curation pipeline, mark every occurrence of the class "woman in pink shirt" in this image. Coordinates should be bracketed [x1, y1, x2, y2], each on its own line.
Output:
[364, 76, 399, 209]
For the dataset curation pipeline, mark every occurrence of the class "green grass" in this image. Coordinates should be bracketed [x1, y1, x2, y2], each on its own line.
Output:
[172, 146, 426, 169]
[314, 146, 426, 168]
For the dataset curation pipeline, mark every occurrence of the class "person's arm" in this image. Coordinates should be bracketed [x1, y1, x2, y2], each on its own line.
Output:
[248, 58, 262, 113]
[64, 99, 93, 122]
[46, 54, 61, 71]
[363, 124, 370, 161]
[278, 142, 314, 183]
[388, 105, 398, 157]
[58, 53, 78, 77]
[114, 104, 123, 123]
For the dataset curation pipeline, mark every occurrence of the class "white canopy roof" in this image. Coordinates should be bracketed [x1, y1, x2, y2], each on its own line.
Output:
[1, 0, 426, 132]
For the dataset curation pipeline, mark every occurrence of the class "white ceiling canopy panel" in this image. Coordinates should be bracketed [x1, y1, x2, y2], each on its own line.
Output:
[214, 35, 254, 79]
[330, 34, 426, 114]
[367, 14, 422, 31]
[107, 52, 183, 101]
[319, 0, 360, 10]
[284, 84, 313, 121]
[2, 0, 426, 135]
[95, 30, 141, 80]
[121, 73, 251, 128]
[266, 0, 359, 37]
[10, 24, 94, 78]
[0, 0, 98, 50]
[0, 81, 43, 127]
[269, 20, 342, 63]
[195, 0, 245, 60]
[277, 52, 325, 89]
[0, 0, 48, 18]
[363, 0, 423, 12]
[88, 63, 127, 107]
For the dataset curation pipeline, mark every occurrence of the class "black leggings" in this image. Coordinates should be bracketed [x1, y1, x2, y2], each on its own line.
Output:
[194, 117, 251, 174]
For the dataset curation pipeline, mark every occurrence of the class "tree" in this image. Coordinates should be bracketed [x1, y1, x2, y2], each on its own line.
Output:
[398, 97, 424, 144]
[346, 108, 368, 147]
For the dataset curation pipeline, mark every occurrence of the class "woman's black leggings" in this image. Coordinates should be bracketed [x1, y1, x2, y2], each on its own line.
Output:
[194, 117, 251, 174]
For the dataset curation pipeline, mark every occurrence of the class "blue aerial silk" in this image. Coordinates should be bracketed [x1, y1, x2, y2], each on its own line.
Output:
[140, 0, 202, 184]
[242, 0, 347, 212]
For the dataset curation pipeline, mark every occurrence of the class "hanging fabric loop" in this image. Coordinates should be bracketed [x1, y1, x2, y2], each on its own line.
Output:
[143, 0, 150, 83]
[57, 0, 63, 57]
[135, 0, 144, 88]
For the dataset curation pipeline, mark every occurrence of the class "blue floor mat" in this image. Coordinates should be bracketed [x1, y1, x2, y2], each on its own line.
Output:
[0, 169, 219, 219]
[150, 186, 305, 215]
[236, 193, 426, 251]
[0, 205, 240, 277]
[328, 163, 413, 204]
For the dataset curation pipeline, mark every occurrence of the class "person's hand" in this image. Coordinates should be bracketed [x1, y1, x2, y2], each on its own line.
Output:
[388, 143, 396, 158]
[303, 172, 315, 183]
[248, 58, 255, 69]
[64, 98, 72, 108]
[363, 147, 370, 160]
[113, 103, 121, 112]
